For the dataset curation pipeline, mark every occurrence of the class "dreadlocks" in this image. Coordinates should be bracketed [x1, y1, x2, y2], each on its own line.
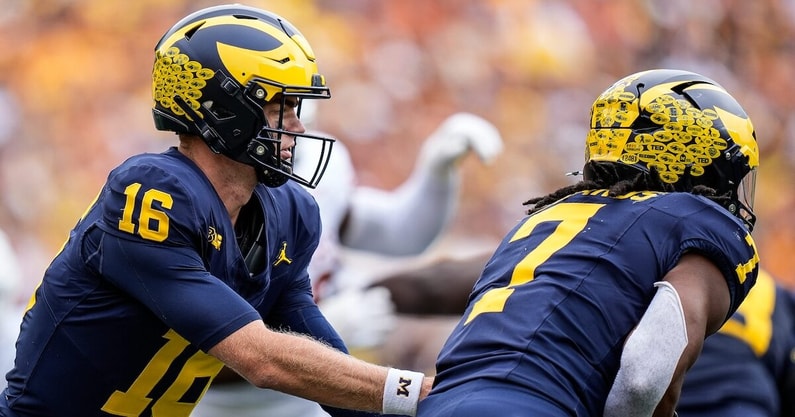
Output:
[523, 161, 728, 215]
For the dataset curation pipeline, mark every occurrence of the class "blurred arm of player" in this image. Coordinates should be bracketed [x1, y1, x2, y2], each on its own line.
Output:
[0, 229, 20, 307]
[341, 113, 503, 256]
[0, 229, 22, 374]
[604, 253, 731, 417]
[318, 286, 395, 349]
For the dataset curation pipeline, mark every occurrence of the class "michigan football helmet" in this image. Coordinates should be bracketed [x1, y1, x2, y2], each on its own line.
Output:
[152, 4, 333, 188]
[585, 69, 759, 229]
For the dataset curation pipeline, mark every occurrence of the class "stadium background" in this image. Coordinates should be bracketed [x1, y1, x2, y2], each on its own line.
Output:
[0, 0, 793, 299]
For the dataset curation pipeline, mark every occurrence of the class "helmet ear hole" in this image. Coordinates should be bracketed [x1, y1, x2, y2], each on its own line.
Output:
[205, 103, 235, 120]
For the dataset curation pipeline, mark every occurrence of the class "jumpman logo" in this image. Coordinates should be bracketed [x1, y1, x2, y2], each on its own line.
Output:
[273, 242, 292, 266]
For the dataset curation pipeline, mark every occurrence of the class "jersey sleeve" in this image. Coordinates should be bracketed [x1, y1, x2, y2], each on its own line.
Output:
[87, 230, 259, 351]
[97, 155, 210, 248]
[85, 154, 260, 351]
[672, 196, 759, 321]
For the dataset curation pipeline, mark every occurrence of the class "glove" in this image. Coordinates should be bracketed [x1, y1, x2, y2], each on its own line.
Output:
[318, 286, 396, 349]
[419, 112, 504, 171]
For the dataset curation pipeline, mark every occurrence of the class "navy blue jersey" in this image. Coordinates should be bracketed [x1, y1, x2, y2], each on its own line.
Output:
[1, 148, 366, 417]
[419, 190, 759, 417]
[678, 270, 795, 417]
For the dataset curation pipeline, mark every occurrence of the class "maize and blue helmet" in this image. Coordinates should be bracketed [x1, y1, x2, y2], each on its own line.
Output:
[152, 4, 334, 187]
[586, 69, 759, 229]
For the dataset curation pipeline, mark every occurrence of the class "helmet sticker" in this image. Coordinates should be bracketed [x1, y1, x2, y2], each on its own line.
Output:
[153, 46, 215, 118]
[588, 78, 737, 185]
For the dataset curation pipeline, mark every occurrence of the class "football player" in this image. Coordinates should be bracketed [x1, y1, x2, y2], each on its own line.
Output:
[0, 5, 431, 417]
[417, 69, 760, 417]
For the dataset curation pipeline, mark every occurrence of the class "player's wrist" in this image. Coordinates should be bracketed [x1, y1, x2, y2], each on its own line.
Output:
[382, 367, 425, 416]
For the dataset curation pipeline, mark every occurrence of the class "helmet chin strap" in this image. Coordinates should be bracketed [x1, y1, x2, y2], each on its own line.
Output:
[247, 131, 289, 187]
[256, 168, 289, 187]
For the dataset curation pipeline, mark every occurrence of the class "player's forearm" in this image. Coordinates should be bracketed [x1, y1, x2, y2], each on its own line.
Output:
[262, 331, 432, 414]
[604, 282, 688, 417]
[267, 331, 385, 411]
[652, 329, 699, 417]
[210, 321, 431, 415]
[652, 380, 682, 417]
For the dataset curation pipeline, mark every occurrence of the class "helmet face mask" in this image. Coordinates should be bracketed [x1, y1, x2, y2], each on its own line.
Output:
[735, 168, 757, 227]
[152, 4, 334, 188]
[586, 69, 759, 229]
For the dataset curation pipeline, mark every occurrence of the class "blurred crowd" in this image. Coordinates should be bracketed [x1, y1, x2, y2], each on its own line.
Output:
[1, 0, 795, 301]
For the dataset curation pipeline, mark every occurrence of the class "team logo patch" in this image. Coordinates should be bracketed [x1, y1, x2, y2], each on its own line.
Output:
[208, 226, 222, 251]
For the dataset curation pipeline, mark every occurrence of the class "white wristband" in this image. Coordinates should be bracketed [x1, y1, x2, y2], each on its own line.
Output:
[382, 367, 424, 416]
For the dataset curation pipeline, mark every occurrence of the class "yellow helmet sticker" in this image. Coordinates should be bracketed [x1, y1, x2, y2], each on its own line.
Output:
[587, 76, 756, 184]
[152, 46, 215, 118]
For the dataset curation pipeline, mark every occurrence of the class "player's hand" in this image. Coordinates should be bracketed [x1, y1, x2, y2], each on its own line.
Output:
[318, 286, 396, 349]
[420, 112, 504, 169]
